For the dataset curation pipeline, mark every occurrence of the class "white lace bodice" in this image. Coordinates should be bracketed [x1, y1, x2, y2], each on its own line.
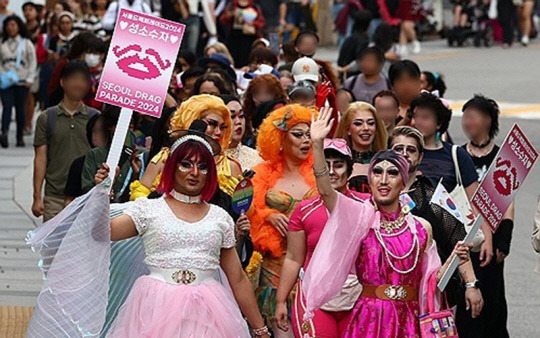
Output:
[125, 197, 236, 270]
[224, 144, 263, 170]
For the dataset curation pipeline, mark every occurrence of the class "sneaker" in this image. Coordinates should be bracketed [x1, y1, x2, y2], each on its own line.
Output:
[0, 134, 7, 148]
[411, 40, 421, 54]
[521, 35, 529, 46]
[16, 139, 25, 147]
[397, 44, 409, 57]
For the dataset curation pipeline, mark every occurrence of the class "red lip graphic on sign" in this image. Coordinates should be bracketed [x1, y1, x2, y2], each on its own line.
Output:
[492, 158, 519, 196]
[113, 44, 171, 80]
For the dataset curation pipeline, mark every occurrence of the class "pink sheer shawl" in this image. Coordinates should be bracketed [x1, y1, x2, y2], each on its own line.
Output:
[301, 193, 442, 321]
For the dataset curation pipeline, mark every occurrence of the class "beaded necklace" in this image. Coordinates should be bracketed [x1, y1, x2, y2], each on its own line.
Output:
[374, 213, 421, 275]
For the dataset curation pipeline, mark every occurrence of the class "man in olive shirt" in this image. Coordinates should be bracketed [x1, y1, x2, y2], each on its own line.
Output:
[32, 61, 98, 221]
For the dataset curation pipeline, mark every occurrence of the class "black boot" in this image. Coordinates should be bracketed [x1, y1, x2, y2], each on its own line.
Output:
[0, 134, 7, 148]
[16, 138, 25, 147]
[447, 27, 457, 47]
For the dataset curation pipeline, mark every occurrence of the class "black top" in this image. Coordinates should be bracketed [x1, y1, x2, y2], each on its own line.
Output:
[337, 33, 369, 67]
[64, 155, 86, 198]
[255, 0, 285, 27]
[408, 175, 467, 299]
[418, 142, 478, 192]
[465, 144, 500, 181]
[408, 175, 467, 262]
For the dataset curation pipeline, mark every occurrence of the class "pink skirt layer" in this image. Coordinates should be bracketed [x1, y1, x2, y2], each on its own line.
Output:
[107, 276, 250, 338]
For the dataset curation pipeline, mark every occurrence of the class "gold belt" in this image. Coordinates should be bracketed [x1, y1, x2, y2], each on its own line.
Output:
[361, 284, 418, 302]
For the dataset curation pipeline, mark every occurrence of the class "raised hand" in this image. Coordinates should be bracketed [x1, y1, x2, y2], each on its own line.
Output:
[310, 106, 334, 144]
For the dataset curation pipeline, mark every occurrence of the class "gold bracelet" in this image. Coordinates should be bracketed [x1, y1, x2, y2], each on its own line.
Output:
[252, 325, 269, 337]
[313, 165, 329, 177]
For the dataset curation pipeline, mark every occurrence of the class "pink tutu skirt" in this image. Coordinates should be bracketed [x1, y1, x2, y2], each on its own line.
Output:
[107, 276, 251, 338]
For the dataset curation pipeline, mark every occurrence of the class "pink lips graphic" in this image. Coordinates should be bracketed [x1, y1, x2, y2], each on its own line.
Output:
[113, 44, 171, 80]
[492, 157, 519, 197]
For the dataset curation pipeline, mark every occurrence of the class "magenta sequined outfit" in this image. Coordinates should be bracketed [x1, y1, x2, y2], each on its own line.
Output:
[344, 211, 428, 338]
[302, 193, 442, 338]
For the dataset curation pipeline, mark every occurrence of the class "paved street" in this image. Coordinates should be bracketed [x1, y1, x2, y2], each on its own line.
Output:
[0, 39, 539, 336]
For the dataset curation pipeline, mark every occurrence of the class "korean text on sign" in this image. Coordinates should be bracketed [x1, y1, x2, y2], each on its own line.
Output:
[96, 9, 185, 117]
[472, 124, 538, 232]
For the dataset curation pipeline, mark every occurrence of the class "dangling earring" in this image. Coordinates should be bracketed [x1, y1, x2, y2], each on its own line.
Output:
[435, 131, 441, 147]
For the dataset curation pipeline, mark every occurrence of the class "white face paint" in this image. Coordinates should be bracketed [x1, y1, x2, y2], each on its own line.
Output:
[370, 160, 403, 207]
[326, 158, 349, 190]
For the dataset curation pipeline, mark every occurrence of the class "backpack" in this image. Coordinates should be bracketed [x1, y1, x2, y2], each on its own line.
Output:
[46, 106, 100, 146]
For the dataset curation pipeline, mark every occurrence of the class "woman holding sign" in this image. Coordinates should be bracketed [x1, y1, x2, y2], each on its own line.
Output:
[248, 104, 317, 337]
[94, 122, 269, 337]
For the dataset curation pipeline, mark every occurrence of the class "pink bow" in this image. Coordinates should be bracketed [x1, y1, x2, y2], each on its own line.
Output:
[421, 89, 450, 109]
[324, 138, 352, 157]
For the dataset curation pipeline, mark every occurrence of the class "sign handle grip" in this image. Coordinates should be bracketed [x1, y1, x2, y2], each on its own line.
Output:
[437, 215, 484, 292]
[105, 108, 133, 191]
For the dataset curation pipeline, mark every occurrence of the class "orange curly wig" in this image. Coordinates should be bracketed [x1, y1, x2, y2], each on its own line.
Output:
[169, 94, 233, 153]
[249, 104, 317, 258]
[256, 104, 315, 163]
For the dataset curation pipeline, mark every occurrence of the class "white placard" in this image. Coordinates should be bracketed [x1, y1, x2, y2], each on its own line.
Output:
[105, 108, 133, 189]
[437, 215, 483, 292]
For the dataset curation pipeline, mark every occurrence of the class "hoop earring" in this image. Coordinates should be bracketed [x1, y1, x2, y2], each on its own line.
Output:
[435, 131, 441, 147]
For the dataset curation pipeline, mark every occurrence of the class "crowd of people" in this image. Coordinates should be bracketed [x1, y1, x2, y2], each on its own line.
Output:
[449, 0, 538, 47]
[0, 0, 530, 337]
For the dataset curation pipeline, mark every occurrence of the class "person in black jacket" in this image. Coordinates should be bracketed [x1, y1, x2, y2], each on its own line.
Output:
[337, 10, 372, 69]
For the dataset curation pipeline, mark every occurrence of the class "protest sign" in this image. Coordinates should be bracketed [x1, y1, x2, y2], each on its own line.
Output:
[438, 215, 483, 291]
[95, 9, 184, 182]
[96, 9, 184, 117]
[439, 124, 538, 291]
[472, 124, 538, 232]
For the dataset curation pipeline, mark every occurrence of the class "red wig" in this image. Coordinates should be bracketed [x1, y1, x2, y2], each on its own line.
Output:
[158, 140, 218, 201]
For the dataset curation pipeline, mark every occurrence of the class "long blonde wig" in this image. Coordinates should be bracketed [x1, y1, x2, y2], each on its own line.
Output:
[169, 94, 232, 153]
[335, 101, 387, 152]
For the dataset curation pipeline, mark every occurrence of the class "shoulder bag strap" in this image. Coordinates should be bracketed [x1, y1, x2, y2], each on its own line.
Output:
[451, 145, 463, 187]
[46, 107, 58, 146]
[15, 38, 25, 69]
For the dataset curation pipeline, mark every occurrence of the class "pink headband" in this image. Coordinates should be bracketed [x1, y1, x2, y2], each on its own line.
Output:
[324, 138, 352, 158]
